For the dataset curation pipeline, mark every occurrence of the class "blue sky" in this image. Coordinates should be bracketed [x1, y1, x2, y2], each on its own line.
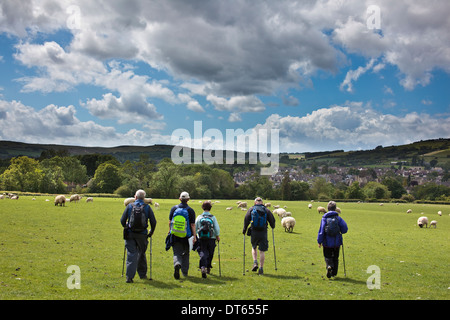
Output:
[0, 0, 449, 153]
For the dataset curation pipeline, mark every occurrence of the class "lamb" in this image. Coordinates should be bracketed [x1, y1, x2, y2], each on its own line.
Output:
[317, 206, 326, 214]
[69, 194, 82, 203]
[237, 202, 247, 208]
[430, 220, 437, 228]
[281, 217, 296, 233]
[406, 209, 412, 214]
[417, 216, 428, 228]
[54, 195, 66, 206]
[123, 197, 153, 206]
[86, 197, 93, 203]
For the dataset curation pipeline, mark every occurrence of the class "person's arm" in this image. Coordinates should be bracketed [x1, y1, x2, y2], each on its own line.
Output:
[147, 205, 157, 237]
[243, 208, 252, 234]
[317, 218, 326, 247]
[120, 205, 129, 227]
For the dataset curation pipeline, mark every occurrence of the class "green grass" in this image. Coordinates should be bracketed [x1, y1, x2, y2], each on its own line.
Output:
[0, 196, 449, 300]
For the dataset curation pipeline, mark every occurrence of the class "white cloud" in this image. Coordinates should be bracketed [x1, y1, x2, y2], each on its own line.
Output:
[207, 95, 265, 114]
[340, 59, 376, 93]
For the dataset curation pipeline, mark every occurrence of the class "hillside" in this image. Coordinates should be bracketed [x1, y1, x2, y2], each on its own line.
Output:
[1, 138, 449, 168]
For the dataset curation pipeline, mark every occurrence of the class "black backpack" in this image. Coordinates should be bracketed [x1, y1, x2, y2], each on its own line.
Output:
[129, 204, 147, 232]
[325, 216, 340, 236]
[198, 214, 214, 239]
[251, 205, 267, 231]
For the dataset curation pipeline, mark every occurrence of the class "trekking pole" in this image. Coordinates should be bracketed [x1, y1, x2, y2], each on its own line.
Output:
[149, 236, 153, 280]
[243, 234, 246, 276]
[121, 245, 126, 277]
[272, 228, 277, 271]
[217, 240, 222, 277]
[341, 235, 347, 277]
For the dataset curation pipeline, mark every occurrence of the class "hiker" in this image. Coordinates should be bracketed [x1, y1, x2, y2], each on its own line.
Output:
[169, 191, 196, 279]
[317, 201, 348, 278]
[120, 189, 157, 283]
[243, 197, 276, 275]
[194, 200, 220, 278]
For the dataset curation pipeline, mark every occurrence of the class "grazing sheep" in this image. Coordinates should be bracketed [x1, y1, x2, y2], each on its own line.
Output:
[317, 206, 326, 214]
[379, 203, 384, 206]
[54, 195, 66, 206]
[154, 202, 160, 208]
[430, 220, 437, 228]
[0, 195, 5, 200]
[281, 217, 296, 233]
[437, 211, 442, 216]
[69, 194, 82, 203]
[336, 207, 341, 214]
[238, 202, 247, 208]
[10, 194, 19, 200]
[417, 216, 429, 228]
[226, 207, 233, 211]
[123, 197, 153, 206]
[406, 209, 412, 214]
[273, 205, 280, 209]
[265, 202, 271, 207]
[86, 197, 93, 203]
[273, 208, 287, 218]
[308, 204, 312, 209]
[285, 212, 292, 216]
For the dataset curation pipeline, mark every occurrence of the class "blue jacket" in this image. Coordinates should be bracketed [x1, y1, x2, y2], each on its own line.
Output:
[120, 199, 157, 236]
[317, 211, 348, 248]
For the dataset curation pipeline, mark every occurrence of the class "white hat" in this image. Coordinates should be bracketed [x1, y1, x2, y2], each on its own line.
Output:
[180, 191, 190, 200]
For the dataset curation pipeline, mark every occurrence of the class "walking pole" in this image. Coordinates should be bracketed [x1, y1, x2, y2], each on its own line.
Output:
[341, 235, 347, 277]
[217, 240, 222, 277]
[243, 234, 246, 275]
[149, 236, 153, 280]
[272, 228, 277, 271]
[121, 245, 126, 277]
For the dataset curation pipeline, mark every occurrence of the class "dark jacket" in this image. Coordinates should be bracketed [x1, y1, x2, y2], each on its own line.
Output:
[317, 211, 348, 248]
[243, 204, 276, 234]
[120, 199, 157, 236]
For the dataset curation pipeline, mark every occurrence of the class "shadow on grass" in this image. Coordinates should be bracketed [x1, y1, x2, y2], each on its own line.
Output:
[332, 276, 367, 285]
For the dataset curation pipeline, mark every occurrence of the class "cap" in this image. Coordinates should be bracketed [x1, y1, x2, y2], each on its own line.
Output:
[180, 191, 190, 200]
[255, 197, 263, 202]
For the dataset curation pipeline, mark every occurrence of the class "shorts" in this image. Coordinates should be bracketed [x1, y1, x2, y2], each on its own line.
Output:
[251, 229, 268, 252]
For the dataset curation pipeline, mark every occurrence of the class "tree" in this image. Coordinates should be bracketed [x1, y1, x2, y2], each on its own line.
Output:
[363, 181, 391, 199]
[150, 158, 180, 199]
[90, 163, 122, 193]
[280, 171, 292, 200]
[382, 177, 406, 199]
[0, 156, 43, 192]
[346, 181, 364, 200]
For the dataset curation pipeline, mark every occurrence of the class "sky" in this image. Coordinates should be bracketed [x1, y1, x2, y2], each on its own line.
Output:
[0, 0, 449, 153]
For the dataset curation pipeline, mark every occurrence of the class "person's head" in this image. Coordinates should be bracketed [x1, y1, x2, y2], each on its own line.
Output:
[135, 189, 146, 200]
[179, 191, 190, 204]
[328, 200, 337, 212]
[254, 197, 263, 205]
[202, 200, 212, 212]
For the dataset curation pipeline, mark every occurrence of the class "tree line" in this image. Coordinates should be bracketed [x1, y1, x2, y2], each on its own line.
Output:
[0, 154, 449, 202]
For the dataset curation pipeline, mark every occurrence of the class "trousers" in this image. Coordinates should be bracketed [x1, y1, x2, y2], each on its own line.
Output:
[323, 246, 340, 276]
[125, 232, 148, 280]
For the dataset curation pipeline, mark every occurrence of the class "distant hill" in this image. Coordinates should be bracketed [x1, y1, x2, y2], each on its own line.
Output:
[1, 138, 449, 168]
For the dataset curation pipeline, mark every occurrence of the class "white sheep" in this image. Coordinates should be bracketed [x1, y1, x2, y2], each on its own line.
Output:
[226, 207, 233, 210]
[406, 209, 412, 214]
[0, 195, 5, 200]
[336, 207, 341, 214]
[281, 217, 296, 233]
[273, 208, 287, 218]
[238, 202, 247, 208]
[264, 202, 271, 207]
[437, 211, 442, 216]
[54, 195, 66, 206]
[308, 204, 312, 209]
[86, 197, 93, 203]
[430, 220, 437, 228]
[69, 194, 82, 203]
[123, 197, 153, 206]
[417, 216, 429, 228]
[317, 206, 326, 214]
[285, 212, 292, 216]
[154, 202, 160, 208]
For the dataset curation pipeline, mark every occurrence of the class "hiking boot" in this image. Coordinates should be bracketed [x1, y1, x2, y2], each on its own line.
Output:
[126, 277, 133, 283]
[174, 264, 181, 280]
[207, 267, 211, 274]
[258, 267, 264, 275]
[326, 266, 333, 279]
[252, 263, 258, 272]
[201, 267, 207, 279]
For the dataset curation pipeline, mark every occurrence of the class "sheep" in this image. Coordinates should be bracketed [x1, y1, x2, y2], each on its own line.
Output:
[241, 208, 247, 211]
[437, 211, 442, 216]
[406, 209, 412, 214]
[123, 197, 153, 206]
[336, 207, 341, 214]
[86, 197, 93, 203]
[379, 203, 384, 206]
[69, 194, 82, 203]
[10, 194, 19, 200]
[285, 212, 292, 216]
[273, 205, 280, 209]
[264, 202, 271, 207]
[317, 206, 326, 214]
[0, 195, 4, 200]
[430, 220, 437, 228]
[308, 204, 312, 209]
[54, 195, 66, 206]
[238, 202, 247, 208]
[417, 216, 428, 228]
[154, 202, 160, 208]
[273, 208, 287, 218]
[281, 217, 296, 233]
[226, 207, 233, 211]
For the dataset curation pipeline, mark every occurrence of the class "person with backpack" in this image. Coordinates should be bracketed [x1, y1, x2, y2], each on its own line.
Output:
[168, 191, 196, 279]
[194, 200, 220, 278]
[242, 197, 276, 275]
[317, 201, 348, 278]
[120, 189, 157, 283]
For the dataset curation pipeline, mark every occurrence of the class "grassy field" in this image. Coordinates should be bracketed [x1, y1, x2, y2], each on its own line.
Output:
[0, 196, 449, 300]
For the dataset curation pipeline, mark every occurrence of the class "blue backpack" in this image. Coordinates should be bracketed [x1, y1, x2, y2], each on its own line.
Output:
[251, 205, 267, 231]
[325, 216, 340, 236]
